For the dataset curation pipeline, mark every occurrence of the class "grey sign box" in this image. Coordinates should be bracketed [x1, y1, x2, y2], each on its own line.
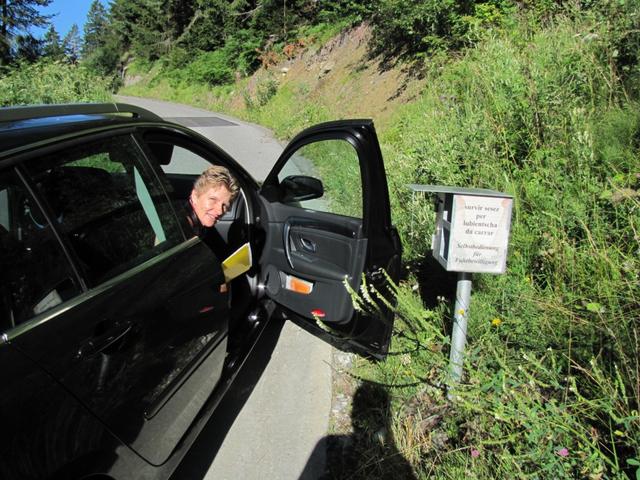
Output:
[409, 185, 513, 274]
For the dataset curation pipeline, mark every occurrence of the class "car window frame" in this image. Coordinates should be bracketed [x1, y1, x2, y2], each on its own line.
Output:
[21, 132, 188, 285]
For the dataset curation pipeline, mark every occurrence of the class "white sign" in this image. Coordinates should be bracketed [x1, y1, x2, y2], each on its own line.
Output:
[448, 195, 513, 273]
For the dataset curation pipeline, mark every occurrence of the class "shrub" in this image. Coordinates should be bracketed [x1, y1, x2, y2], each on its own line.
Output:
[370, 0, 514, 58]
[0, 61, 111, 106]
[184, 50, 234, 86]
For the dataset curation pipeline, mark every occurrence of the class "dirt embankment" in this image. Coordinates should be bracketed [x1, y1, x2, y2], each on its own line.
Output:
[237, 23, 424, 126]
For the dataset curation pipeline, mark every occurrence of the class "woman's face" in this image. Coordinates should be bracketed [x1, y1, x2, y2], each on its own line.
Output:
[190, 184, 233, 227]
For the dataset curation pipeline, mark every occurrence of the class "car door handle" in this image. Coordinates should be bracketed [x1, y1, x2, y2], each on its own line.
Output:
[300, 237, 317, 253]
[76, 322, 133, 359]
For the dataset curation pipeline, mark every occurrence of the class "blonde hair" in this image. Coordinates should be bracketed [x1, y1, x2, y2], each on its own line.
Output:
[193, 165, 239, 200]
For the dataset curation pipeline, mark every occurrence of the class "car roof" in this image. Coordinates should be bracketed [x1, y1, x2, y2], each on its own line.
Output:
[0, 103, 166, 160]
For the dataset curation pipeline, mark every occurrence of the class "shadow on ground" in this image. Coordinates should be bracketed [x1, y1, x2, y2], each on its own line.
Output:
[405, 253, 459, 339]
[300, 382, 417, 480]
[299, 256, 457, 478]
[406, 253, 459, 309]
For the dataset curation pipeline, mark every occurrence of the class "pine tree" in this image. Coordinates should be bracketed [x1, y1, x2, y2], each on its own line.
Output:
[43, 24, 63, 60]
[109, 0, 165, 60]
[83, 0, 108, 57]
[83, 2, 121, 77]
[0, 0, 53, 64]
[62, 23, 81, 64]
[14, 32, 41, 62]
[167, 0, 194, 41]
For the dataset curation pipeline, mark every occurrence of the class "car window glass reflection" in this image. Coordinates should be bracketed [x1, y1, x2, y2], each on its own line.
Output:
[0, 169, 82, 330]
[24, 135, 184, 287]
[277, 139, 363, 218]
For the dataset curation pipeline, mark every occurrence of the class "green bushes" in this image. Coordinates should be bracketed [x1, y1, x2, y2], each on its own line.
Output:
[161, 31, 261, 88]
[184, 50, 235, 86]
[0, 61, 112, 106]
[370, 0, 514, 58]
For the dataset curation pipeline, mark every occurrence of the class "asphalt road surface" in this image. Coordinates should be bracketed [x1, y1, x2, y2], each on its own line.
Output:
[116, 96, 333, 479]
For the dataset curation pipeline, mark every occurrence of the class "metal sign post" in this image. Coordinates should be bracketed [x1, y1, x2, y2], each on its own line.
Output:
[409, 185, 513, 390]
[450, 271, 472, 383]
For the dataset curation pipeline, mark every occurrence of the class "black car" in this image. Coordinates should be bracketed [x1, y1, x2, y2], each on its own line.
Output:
[0, 103, 401, 480]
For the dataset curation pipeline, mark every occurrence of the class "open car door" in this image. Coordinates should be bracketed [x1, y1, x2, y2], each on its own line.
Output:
[258, 120, 401, 358]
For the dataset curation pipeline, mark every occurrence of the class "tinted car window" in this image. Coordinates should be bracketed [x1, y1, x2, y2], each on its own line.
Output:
[0, 168, 82, 330]
[23, 135, 184, 286]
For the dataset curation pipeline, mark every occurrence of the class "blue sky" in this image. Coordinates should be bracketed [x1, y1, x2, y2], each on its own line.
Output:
[33, 0, 109, 38]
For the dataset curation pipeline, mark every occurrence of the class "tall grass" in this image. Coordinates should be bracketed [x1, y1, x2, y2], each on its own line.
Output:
[0, 61, 112, 106]
[361, 12, 640, 479]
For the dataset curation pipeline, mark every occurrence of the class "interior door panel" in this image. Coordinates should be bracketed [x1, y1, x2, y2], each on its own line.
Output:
[286, 221, 364, 278]
[261, 205, 367, 325]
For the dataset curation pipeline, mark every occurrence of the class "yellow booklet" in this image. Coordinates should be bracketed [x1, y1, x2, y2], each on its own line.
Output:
[222, 242, 252, 283]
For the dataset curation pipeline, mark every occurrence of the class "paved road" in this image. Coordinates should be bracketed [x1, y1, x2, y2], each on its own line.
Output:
[116, 96, 332, 479]
[116, 95, 283, 181]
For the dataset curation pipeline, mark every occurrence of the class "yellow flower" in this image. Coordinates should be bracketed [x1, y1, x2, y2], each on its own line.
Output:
[458, 309, 465, 316]
[492, 317, 503, 327]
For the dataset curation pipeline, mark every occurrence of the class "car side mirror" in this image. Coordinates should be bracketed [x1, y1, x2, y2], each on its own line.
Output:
[281, 175, 324, 203]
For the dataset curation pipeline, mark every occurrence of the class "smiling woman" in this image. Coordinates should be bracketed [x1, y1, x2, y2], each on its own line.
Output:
[189, 165, 240, 229]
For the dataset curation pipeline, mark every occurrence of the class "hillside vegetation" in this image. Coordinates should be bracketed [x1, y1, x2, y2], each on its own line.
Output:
[2, 1, 640, 478]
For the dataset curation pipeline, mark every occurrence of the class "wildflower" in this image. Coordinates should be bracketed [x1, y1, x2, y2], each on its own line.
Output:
[471, 448, 480, 458]
[556, 447, 569, 457]
[458, 308, 465, 316]
[491, 317, 502, 327]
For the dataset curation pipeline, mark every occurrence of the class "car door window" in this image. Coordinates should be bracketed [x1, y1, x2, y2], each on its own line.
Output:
[0, 168, 82, 330]
[154, 142, 213, 176]
[143, 138, 247, 247]
[277, 139, 363, 218]
[145, 141, 215, 213]
[23, 135, 184, 286]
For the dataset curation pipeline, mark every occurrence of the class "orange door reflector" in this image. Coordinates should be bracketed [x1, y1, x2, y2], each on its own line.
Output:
[285, 275, 314, 295]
